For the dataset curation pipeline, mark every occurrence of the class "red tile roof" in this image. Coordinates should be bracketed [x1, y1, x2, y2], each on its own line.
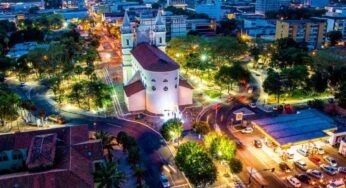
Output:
[179, 79, 194, 89]
[124, 80, 145, 97]
[131, 43, 179, 72]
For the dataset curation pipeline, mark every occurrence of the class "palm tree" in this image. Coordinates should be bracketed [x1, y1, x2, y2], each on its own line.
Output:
[93, 161, 126, 188]
[133, 165, 146, 188]
[95, 131, 115, 161]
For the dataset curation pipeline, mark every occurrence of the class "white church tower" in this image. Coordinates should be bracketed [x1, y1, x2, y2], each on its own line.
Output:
[153, 10, 166, 52]
[121, 11, 134, 84]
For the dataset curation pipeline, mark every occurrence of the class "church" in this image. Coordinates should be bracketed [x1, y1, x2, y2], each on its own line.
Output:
[121, 10, 193, 115]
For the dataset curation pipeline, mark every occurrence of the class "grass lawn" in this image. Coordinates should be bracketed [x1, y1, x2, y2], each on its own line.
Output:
[204, 90, 221, 99]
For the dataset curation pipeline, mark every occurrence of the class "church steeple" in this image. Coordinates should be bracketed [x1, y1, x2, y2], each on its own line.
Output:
[154, 9, 166, 32]
[121, 11, 132, 33]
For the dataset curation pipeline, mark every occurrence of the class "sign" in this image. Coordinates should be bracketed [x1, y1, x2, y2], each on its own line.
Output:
[235, 112, 243, 121]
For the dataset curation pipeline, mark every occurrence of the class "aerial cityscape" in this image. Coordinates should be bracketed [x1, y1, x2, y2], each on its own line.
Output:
[0, 0, 346, 187]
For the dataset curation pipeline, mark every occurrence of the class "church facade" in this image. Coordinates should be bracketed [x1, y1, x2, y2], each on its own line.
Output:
[121, 10, 193, 115]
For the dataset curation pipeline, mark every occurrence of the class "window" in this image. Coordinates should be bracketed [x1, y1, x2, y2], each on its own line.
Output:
[175, 84, 177, 88]
[152, 86, 156, 91]
[163, 79, 168, 82]
[159, 37, 162, 43]
[12, 150, 23, 160]
[175, 77, 178, 80]
[0, 152, 8, 161]
[151, 79, 156, 82]
[163, 86, 168, 91]
[126, 39, 129, 46]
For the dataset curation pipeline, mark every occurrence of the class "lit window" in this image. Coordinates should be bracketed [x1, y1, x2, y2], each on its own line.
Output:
[152, 86, 156, 91]
[163, 86, 168, 91]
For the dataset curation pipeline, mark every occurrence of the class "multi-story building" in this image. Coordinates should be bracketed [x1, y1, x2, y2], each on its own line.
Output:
[166, 0, 187, 9]
[121, 10, 193, 114]
[322, 6, 346, 41]
[255, 0, 290, 15]
[242, 14, 276, 39]
[275, 19, 327, 49]
[195, 0, 224, 21]
[163, 11, 187, 39]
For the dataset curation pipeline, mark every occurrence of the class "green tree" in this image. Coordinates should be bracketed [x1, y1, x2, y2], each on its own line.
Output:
[160, 118, 183, 142]
[204, 132, 236, 161]
[192, 121, 210, 135]
[117, 131, 129, 145]
[95, 131, 115, 161]
[229, 158, 243, 174]
[310, 71, 328, 93]
[263, 69, 283, 103]
[128, 146, 140, 165]
[327, 31, 342, 46]
[133, 165, 146, 187]
[175, 142, 217, 187]
[336, 82, 346, 108]
[214, 65, 234, 94]
[0, 84, 20, 127]
[68, 82, 84, 107]
[93, 161, 126, 188]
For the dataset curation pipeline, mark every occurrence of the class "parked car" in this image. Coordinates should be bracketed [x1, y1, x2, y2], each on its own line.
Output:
[279, 162, 291, 173]
[307, 169, 323, 179]
[249, 102, 257, 108]
[294, 160, 307, 171]
[295, 174, 314, 185]
[316, 147, 325, 155]
[287, 176, 301, 188]
[338, 167, 346, 174]
[254, 139, 262, 148]
[48, 115, 66, 124]
[235, 140, 245, 149]
[161, 174, 170, 188]
[297, 148, 309, 157]
[321, 165, 338, 175]
[241, 127, 253, 134]
[324, 156, 337, 167]
[309, 156, 322, 165]
[326, 180, 345, 188]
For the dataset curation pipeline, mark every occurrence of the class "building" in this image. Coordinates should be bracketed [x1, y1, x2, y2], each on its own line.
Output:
[275, 19, 327, 49]
[62, 0, 85, 9]
[44, 0, 62, 9]
[255, 0, 290, 15]
[242, 14, 276, 38]
[322, 6, 346, 41]
[121, 10, 193, 114]
[303, 0, 329, 8]
[186, 19, 216, 36]
[0, 125, 104, 188]
[163, 11, 187, 39]
[195, 0, 223, 21]
[166, 0, 187, 9]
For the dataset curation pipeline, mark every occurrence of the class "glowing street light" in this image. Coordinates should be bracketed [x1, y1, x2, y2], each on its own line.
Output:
[200, 54, 207, 62]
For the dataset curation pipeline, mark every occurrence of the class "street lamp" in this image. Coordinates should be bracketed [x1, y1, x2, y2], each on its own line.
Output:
[200, 54, 207, 62]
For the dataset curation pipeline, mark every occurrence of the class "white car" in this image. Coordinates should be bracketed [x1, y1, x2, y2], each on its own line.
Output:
[241, 127, 254, 134]
[249, 102, 257, 108]
[317, 147, 325, 155]
[287, 176, 301, 188]
[307, 169, 323, 179]
[294, 160, 307, 171]
[324, 156, 337, 167]
[161, 174, 170, 188]
[326, 180, 345, 188]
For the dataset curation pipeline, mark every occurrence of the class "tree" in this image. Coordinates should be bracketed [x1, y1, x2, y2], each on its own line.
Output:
[117, 131, 129, 145]
[160, 118, 183, 142]
[28, 6, 39, 14]
[327, 31, 342, 46]
[204, 132, 236, 161]
[192, 121, 210, 135]
[229, 158, 243, 174]
[0, 84, 20, 127]
[95, 131, 115, 161]
[263, 69, 283, 103]
[68, 83, 84, 107]
[310, 71, 328, 93]
[214, 65, 234, 94]
[175, 142, 217, 187]
[93, 161, 126, 188]
[133, 165, 146, 187]
[127, 146, 140, 165]
[336, 82, 346, 109]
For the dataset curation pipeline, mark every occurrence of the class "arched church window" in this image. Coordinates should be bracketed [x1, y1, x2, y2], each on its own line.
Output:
[152, 79, 156, 82]
[175, 84, 177, 88]
[163, 86, 168, 91]
[175, 77, 177, 80]
[152, 86, 156, 91]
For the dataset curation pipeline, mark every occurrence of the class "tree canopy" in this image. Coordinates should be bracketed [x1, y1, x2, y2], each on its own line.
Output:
[204, 132, 236, 161]
[160, 118, 183, 141]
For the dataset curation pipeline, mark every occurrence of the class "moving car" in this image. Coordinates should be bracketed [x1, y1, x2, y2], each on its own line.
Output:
[309, 156, 322, 165]
[254, 139, 262, 148]
[324, 156, 337, 167]
[241, 127, 253, 134]
[338, 167, 346, 174]
[287, 176, 301, 188]
[294, 160, 307, 171]
[48, 115, 66, 124]
[321, 165, 338, 175]
[161, 174, 170, 188]
[307, 169, 323, 179]
[235, 140, 245, 149]
[279, 162, 291, 173]
[295, 174, 314, 185]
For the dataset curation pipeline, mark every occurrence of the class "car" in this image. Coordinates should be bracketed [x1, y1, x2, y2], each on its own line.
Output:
[297, 148, 309, 157]
[20, 82, 25, 87]
[321, 165, 338, 175]
[249, 102, 257, 108]
[287, 176, 301, 188]
[338, 167, 346, 174]
[281, 151, 294, 160]
[241, 127, 253, 134]
[272, 105, 278, 111]
[279, 162, 291, 173]
[309, 156, 322, 165]
[324, 156, 337, 167]
[161, 174, 170, 188]
[235, 140, 245, 149]
[294, 160, 308, 171]
[295, 174, 314, 185]
[48, 115, 66, 124]
[307, 169, 323, 179]
[254, 139, 262, 148]
[326, 180, 345, 188]
[316, 147, 325, 155]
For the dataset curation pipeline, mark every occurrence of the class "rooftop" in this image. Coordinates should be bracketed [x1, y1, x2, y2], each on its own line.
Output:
[252, 109, 337, 147]
[124, 79, 145, 97]
[131, 43, 179, 72]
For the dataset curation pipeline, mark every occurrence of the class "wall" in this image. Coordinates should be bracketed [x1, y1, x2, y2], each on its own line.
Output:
[126, 90, 146, 112]
[178, 86, 193, 106]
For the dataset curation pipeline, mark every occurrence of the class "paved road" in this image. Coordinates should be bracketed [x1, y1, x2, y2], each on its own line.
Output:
[7, 80, 185, 188]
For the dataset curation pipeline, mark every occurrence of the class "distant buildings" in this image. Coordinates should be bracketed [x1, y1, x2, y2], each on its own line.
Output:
[323, 6, 346, 41]
[195, 0, 223, 21]
[255, 0, 290, 15]
[6, 42, 49, 59]
[275, 18, 327, 49]
[0, 125, 104, 188]
[242, 14, 276, 39]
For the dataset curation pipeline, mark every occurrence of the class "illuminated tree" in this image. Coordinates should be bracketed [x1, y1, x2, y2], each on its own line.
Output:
[160, 118, 183, 142]
[204, 132, 236, 161]
[229, 158, 243, 174]
[192, 121, 210, 135]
